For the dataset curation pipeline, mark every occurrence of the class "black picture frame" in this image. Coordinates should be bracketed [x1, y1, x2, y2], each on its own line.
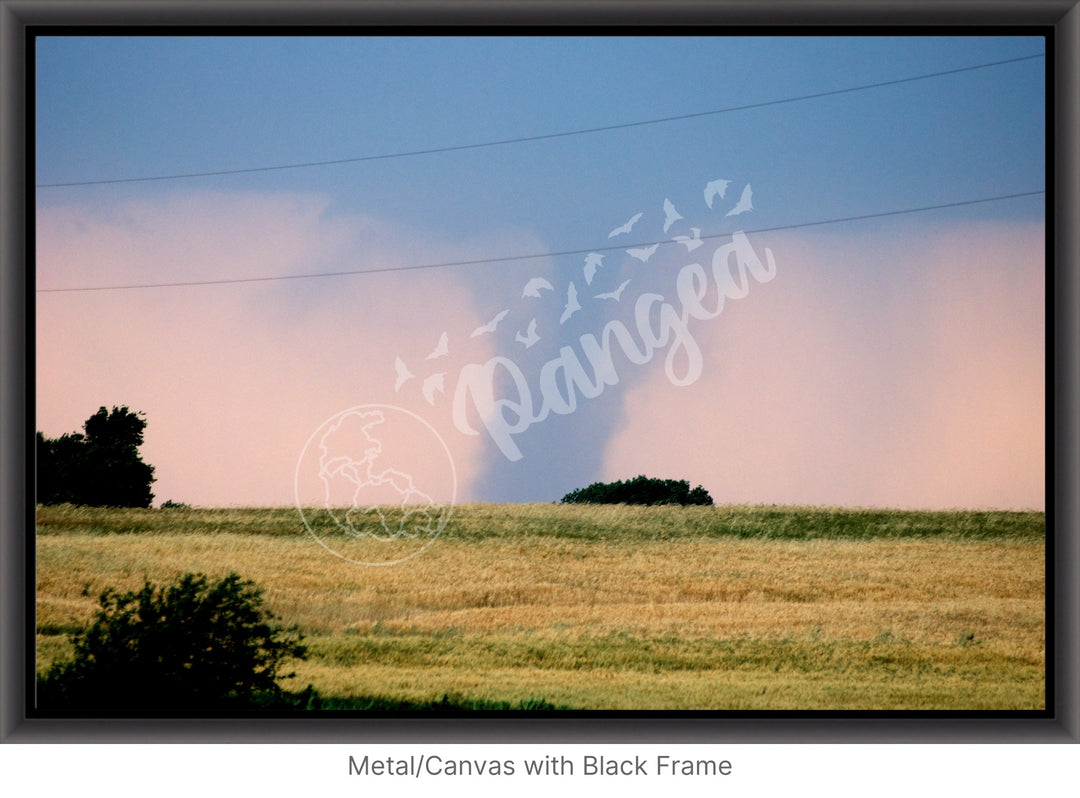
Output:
[2, 0, 1076, 743]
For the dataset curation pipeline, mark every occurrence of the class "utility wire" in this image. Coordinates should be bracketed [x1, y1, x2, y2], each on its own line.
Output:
[36, 53, 1044, 189]
[36, 190, 1044, 294]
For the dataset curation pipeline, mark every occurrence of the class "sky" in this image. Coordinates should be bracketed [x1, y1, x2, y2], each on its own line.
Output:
[34, 34, 1047, 509]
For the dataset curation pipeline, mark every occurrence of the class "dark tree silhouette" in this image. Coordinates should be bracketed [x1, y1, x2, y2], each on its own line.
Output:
[37, 406, 156, 507]
[35, 431, 88, 505]
[561, 475, 714, 506]
[37, 572, 309, 712]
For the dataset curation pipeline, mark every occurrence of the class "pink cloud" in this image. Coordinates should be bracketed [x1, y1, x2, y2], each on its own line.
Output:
[36, 191, 521, 506]
[602, 219, 1045, 510]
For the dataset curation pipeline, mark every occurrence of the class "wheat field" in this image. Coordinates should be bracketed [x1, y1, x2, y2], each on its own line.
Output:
[35, 503, 1045, 710]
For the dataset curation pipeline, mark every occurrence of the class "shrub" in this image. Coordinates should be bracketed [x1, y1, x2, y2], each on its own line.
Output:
[560, 475, 713, 506]
[38, 572, 308, 712]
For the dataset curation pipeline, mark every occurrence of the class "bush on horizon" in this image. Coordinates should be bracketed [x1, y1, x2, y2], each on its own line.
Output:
[560, 475, 713, 506]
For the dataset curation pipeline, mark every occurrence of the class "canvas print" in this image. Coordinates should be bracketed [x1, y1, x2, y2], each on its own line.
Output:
[34, 35, 1046, 713]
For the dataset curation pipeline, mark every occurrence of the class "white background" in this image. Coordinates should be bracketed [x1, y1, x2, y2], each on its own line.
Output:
[2, 743, 1077, 797]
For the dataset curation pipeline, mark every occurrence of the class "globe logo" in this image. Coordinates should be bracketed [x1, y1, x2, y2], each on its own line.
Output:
[294, 404, 456, 565]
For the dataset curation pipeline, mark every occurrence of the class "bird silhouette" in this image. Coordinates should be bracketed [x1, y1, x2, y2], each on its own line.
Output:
[663, 199, 683, 233]
[704, 178, 731, 209]
[560, 282, 581, 324]
[393, 357, 415, 392]
[627, 243, 660, 263]
[470, 309, 509, 338]
[522, 277, 554, 298]
[425, 331, 449, 360]
[608, 212, 643, 238]
[595, 279, 632, 302]
[726, 184, 753, 216]
[673, 227, 703, 252]
[422, 373, 445, 405]
[516, 318, 540, 348]
[584, 252, 605, 285]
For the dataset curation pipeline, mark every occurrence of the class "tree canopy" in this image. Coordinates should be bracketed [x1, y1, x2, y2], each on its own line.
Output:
[561, 475, 713, 506]
[37, 405, 156, 507]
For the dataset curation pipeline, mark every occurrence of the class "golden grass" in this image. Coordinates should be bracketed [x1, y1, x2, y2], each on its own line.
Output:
[35, 503, 1045, 710]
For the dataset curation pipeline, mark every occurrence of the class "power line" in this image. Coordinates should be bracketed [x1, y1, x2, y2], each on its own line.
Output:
[36, 189, 1044, 294]
[36, 53, 1044, 189]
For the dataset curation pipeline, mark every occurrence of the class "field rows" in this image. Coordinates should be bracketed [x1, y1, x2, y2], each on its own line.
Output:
[36, 504, 1046, 710]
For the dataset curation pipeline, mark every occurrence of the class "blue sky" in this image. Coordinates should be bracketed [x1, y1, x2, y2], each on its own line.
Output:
[36, 35, 1045, 216]
[35, 35, 1047, 508]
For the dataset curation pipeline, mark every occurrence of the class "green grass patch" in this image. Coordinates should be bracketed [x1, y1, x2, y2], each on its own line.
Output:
[304, 630, 1042, 676]
[37, 503, 1045, 542]
[306, 693, 568, 711]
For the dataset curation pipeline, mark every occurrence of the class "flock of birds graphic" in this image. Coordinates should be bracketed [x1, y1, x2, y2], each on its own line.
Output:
[394, 178, 753, 405]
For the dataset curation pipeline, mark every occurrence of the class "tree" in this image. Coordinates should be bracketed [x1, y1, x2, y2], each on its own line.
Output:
[37, 572, 309, 711]
[35, 431, 88, 505]
[560, 475, 714, 506]
[37, 405, 155, 507]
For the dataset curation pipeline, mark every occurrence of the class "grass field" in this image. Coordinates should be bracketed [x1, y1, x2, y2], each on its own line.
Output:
[36, 503, 1046, 710]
